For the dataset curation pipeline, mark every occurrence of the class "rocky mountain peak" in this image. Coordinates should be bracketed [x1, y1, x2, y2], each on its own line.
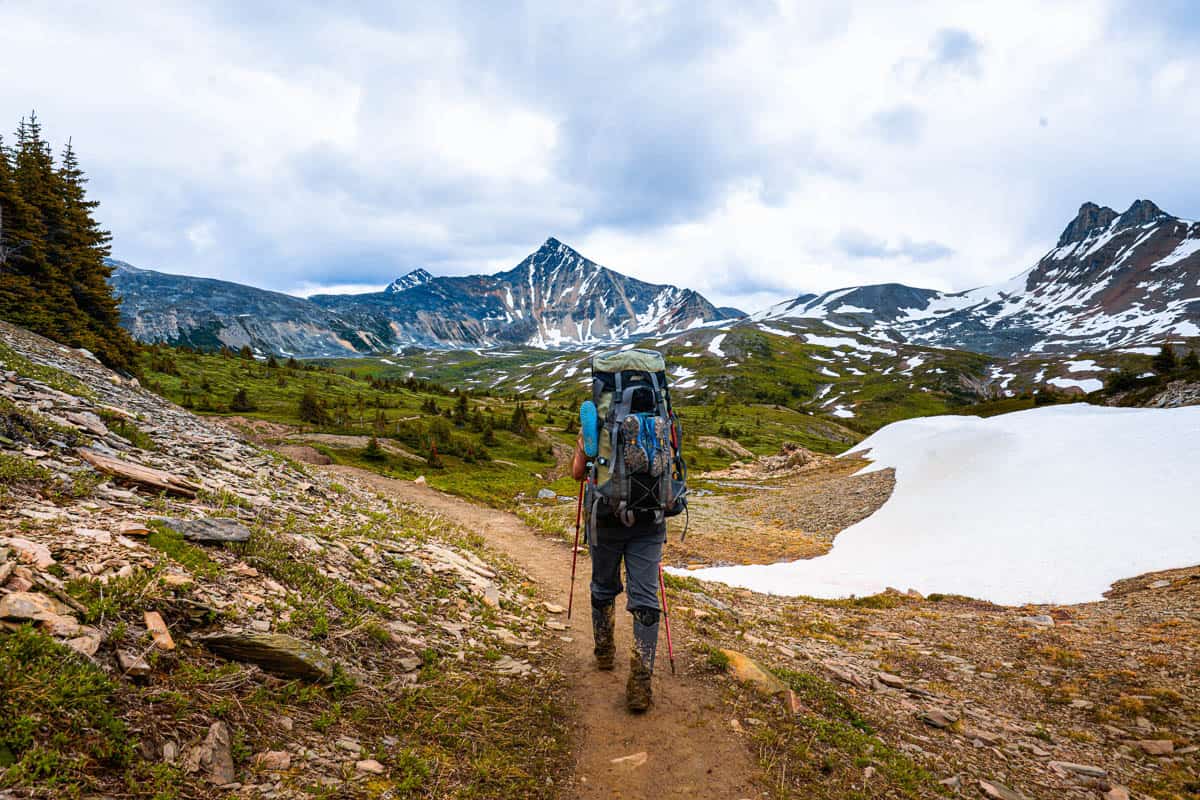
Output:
[1115, 198, 1169, 230]
[386, 268, 434, 294]
[1056, 202, 1119, 247]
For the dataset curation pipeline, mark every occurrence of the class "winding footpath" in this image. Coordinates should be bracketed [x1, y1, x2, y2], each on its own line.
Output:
[328, 466, 759, 800]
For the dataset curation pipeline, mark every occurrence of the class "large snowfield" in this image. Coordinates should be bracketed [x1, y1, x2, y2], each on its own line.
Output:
[679, 404, 1200, 605]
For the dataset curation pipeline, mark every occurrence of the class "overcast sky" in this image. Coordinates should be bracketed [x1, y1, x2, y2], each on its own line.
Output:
[2, 1, 1197, 312]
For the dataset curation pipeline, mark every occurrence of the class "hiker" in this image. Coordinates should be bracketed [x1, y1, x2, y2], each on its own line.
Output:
[571, 348, 688, 712]
[573, 429, 667, 710]
[572, 399, 666, 712]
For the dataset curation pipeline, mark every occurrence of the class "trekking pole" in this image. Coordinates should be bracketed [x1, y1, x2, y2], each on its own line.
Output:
[567, 480, 584, 619]
[658, 563, 676, 675]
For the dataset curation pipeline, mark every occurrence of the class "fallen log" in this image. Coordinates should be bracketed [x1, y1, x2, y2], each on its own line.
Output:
[77, 447, 200, 497]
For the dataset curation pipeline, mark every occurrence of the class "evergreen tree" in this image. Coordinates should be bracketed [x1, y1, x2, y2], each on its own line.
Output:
[362, 436, 385, 461]
[56, 138, 135, 370]
[298, 386, 327, 425]
[1152, 343, 1178, 375]
[0, 133, 41, 319]
[509, 402, 533, 437]
[238, 344, 254, 360]
[1182, 349, 1200, 371]
[230, 387, 255, 412]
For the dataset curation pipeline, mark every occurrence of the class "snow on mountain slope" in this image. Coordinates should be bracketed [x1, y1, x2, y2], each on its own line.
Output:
[386, 268, 434, 293]
[300, 238, 739, 350]
[764, 200, 1200, 357]
[678, 404, 1200, 605]
[111, 240, 742, 355]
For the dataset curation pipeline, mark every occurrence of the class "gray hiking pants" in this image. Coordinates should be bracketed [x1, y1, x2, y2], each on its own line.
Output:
[589, 523, 666, 613]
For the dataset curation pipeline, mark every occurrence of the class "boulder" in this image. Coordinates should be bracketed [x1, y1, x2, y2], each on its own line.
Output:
[156, 517, 251, 544]
[0, 591, 59, 621]
[720, 649, 787, 695]
[199, 631, 335, 681]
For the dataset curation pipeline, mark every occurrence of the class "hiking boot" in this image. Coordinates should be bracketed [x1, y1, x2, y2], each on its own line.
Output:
[592, 601, 615, 671]
[626, 609, 659, 712]
[626, 652, 653, 712]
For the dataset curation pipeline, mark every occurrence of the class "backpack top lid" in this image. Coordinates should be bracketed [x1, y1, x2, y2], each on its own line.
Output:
[591, 348, 665, 375]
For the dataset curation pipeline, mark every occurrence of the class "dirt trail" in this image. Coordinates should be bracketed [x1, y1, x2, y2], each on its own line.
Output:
[327, 466, 759, 800]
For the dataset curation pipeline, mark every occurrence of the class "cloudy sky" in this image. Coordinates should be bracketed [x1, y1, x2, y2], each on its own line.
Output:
[2, 1, 1198, 312]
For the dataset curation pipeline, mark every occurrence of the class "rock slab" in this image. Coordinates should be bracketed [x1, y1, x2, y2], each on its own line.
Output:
[200, 631, 335, 681]
[157, 516, 251, 544]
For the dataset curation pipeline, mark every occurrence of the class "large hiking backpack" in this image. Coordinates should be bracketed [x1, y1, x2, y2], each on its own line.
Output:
[586, 348, 687, 528]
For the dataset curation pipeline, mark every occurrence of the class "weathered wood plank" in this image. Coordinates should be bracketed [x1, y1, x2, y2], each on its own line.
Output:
[77, 447, 200, 497]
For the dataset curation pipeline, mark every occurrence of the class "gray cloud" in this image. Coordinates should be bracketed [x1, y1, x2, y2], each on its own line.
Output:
[834, 230, 954, 263]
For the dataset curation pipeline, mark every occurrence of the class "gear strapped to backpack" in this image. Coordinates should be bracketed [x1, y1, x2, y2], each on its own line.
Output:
[585, 348, 688, 530]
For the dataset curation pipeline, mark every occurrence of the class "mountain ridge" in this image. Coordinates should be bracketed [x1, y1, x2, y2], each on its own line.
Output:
[762, 198, 1200, 356]
[109, 238, 741, 355]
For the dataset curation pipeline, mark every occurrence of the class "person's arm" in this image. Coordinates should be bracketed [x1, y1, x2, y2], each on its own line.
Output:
[571, 434, 587, 481]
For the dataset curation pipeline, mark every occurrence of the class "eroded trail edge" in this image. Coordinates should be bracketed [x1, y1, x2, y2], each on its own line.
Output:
[329, 466, 759, 800]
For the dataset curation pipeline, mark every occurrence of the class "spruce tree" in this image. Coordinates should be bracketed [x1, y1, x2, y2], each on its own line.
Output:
[1152, 343, 1178, 375]
[1182, 349, 1200, 372]
[0, 115, 135, 371]
[0, 134, 41, 318]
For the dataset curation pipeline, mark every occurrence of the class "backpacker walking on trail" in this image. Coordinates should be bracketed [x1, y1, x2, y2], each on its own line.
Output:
[571, 349, 688, 712]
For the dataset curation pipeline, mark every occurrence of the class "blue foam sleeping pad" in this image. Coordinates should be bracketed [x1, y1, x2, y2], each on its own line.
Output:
[580, 400, 599, 458]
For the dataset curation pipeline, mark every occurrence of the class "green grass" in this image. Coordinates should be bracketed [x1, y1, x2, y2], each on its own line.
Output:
[96, 410, 157, 451]
[753, 668, 948, 799]
[0, 626, 134, 794]
[66, 566, 166, 625]
[145, 521, 221, 579]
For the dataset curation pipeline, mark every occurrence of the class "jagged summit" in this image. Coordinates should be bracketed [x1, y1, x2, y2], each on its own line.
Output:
[110, 238, 735, 353]
[1057, 199, 1174, 246]
[765, 199, 1200, 356]
[386, 268, 434, 294]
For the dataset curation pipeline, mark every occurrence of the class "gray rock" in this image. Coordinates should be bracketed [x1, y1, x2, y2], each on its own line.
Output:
[1016, 614, 1055, 627]
[1048, 761, 1107, 778]
[185, 721, 236, 785]
[921, 708, 959, 729]
[156, 516, 251, 544]
[0, 591, 59, 621]
[199, 631, 335, 681]
[978, 779, 1028, 800]
[536, 488, 556, 500]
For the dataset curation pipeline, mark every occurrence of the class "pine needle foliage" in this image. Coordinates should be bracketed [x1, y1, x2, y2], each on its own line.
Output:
[0, 113, 136, 371]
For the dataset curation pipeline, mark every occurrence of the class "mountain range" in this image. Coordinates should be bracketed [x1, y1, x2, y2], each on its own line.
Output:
[109, 238, 740, 356]
[109, 199, 1200, 359]
[760, 199, 1200, 356]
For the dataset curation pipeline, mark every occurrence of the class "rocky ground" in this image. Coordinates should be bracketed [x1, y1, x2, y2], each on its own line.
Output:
[0, 321, 571, 799]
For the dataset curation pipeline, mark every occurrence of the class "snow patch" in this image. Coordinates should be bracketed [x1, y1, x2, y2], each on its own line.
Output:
[674, 405, 1200, 605]
[708, 334, 727, 357]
